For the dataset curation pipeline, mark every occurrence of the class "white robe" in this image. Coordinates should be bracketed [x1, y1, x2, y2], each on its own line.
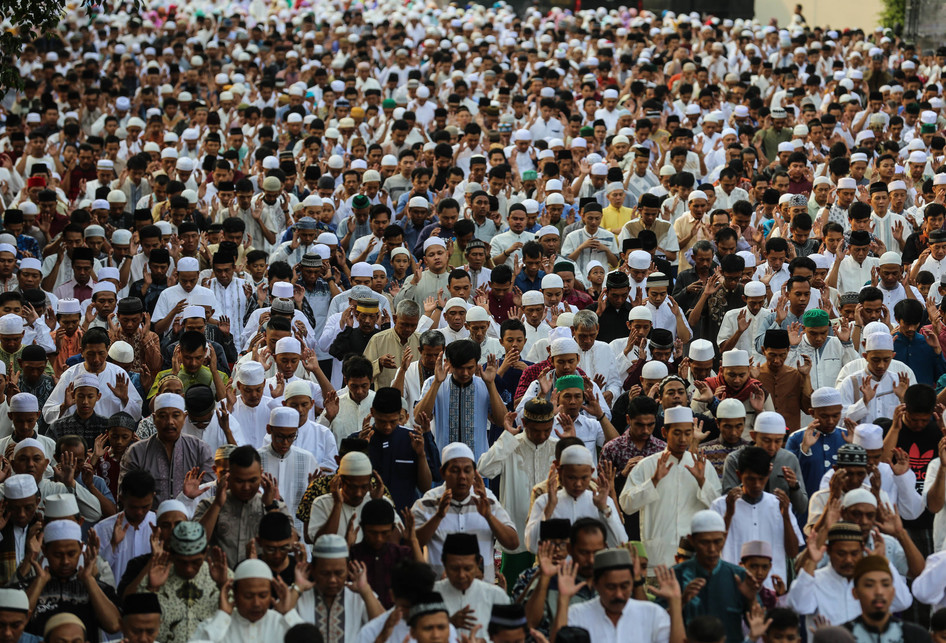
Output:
[42, 362, 143, 424]
[567, 597, 670, 643]
[526, 488, 625, 554]
[433, 578, 510, 633]
[260, 444, 318, 536]
[191, 608, 304, 643]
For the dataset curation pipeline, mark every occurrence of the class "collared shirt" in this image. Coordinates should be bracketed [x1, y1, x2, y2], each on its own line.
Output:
[839, 369, 904, 423]
[363, 328, 421, 389]
[894, 331, 946, 386]
[710, 492, 802, 588]
[477, 431, 558, 554]
[47, 412, 110, 444]
[560, 227, 619, 274]
[308, 490, 399, 543]
[701, 438, 751, 476]
[435, 578, 510, 633]
[14, 574, 119, 640]
[194, 493, 289, 567]
[260, 445, 318, 535]
[318, 388, 375, 448]
[567, 596, 670, 643]
[350, 542, 413, 609]
[296, 587, 370, 643]
[600, 433, 667, 473]
[93, 510, 156, 582]
[757, 364, 813, 432]
[43, 362, 144, 424]
[121, 434, 214, 503]
[787, 561, 912, 634]
[411, 485, 513, 583]
[138, 562, 220, 643]
[621, 450, 722, 569]
[360, 425, 440, 511]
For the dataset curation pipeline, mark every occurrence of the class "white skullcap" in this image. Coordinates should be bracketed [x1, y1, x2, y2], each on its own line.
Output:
[12, 438, 43, 457]
[837, 177, 858, 190]
[444, 297, 468, 312]
[689, 339, 715, 362]
[591, 163, 608, 176]
[716, 398, 747, 419]
[560, 445, 594, 466]
[521, 291, 544, 306]
[313, 534, 349, 559]
[0, 243, 15, 256]
[0, 588, 29, 612]
[555, 313, 575, 329]
[628, 250, 651, 270]
[180, 305, 205, 322]
[271, 282, 294, 298]
[546, 193, 565, 206]
[641, 361, 668, 380]
[466, 306, 490, 323]
[73, 374, 98, 390]
[853, 424, 884, 450]
[879, 252, 901, 266]
[154, 393, 186, 412]
[233, 559, 274, 582]
[541, 274, 564, 289]
[43, 520, 82, 544]
[550, 338, 580, 357]
[690, 509, 727, 534]
[811, 387, 842, 408]
[275, 337, 302, 355]
[865, 333, 894, 352]
[0, 314, 24, 334]
[889, 180, 907, 192]
[628, 306, 653, 322]
[842, 488, 877, 509]
[156, 499, 188, 518]
[98, 267, 119, 281]
[850, 153, 869, 164]
[809, 254, 832, 270]
[736, 251, 757, 269]
[284, 380, 312, 400]
[177, 257, 199, 272]
[91, 282, 116, 297]
[423, 237, 446, 251]
[864, 322, 889, 337]
[546, 179, 564, 191]
[753, 411, 786, 434]
[537, 225, 560, 238]
[44, 493, 78, 518]
[813, 176, 834, 188]
[338, 451, 373, 475]
[935, 174, 946, 186]
[687, 190, 708, 202]
[744, 281, 766, 298]
[9, 393, 38, 413]
[20, 258, 42, 272]
[409, 196, 430, 209]
[236, 363, 265, 386]
[441, 442, 476, 465]
[664, 406, 693, 425]
[269, 407, 299, 428]
[721, 350, 750, 367]
[2, 473, 38, 500]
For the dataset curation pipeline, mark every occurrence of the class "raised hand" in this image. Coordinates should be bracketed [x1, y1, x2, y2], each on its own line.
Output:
[684, 451, 707, 487]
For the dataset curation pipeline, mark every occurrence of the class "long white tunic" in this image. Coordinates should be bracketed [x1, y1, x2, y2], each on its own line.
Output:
[411, 486, 514, 583]
[912, 550, 946, 610]
[567, 597, 671, 643]
[836, 255, 880, 293]
[356, 609, 459, 643]
[93, 510, 156, 582]
[307, 492, 400, 544]
[786, 562, 912, 632]
[317, 389, 375, 447]
[838, 369, 903, 422]
[152, 284, 218, 324]
[261, 420, 338, 472]
[296, 587, 370, 643]
[182, 414, 245, 456]
[230, 397, 275, 449]
[260, 444, 318, 535]
[578, 341, 622, 400]
[476, 431, 558, 554]
[42, 362, 144, 424]
[526, 488, 626, 553]
[191, 608, 304, 643]
[709, 492, 802, 587]
[620, 450, 722, 570]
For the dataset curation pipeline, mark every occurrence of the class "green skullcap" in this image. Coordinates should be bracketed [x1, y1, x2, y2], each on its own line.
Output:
[521, 170, 538, 181]
[629, 541, 647, 559]
[382, 98, 397, 108]
[555, 374, 584, 391]
[802, 309, 830, 328]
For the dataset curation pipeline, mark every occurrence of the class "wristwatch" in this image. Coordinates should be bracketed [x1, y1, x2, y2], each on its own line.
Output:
[264, 500, 279, 511]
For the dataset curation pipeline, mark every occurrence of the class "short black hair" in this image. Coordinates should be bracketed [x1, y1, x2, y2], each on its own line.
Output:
[179, 330, 207, 353]
[445, 339, 481, 367]
[737, 446, 772, 476]
[685, 616, 726, 643]
[120, 470, 156, 499]
[81, 328, 110, 349]
[230, 445, 262, 469]
[500, 318, 526, 338]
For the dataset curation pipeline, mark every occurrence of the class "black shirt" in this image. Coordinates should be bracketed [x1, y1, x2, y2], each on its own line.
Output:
[896, 419, 940, 531]
[597, 302, 633, 344]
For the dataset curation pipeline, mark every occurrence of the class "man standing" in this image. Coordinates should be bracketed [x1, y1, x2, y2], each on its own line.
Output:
[478, 399, 558, 588]
[120, 393, 213, 503]
[843, 556, 931, 643]
[363, 299, 421, 389]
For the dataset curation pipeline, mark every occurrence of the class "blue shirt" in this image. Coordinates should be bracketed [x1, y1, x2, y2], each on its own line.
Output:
[893, 331, 946, 386]
[786, 426, 849, 497]
[352, 425, 441, 511]
[514, 270, 545, 293]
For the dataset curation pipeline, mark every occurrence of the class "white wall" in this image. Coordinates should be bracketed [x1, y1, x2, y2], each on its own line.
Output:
[753, 0, 885, 34]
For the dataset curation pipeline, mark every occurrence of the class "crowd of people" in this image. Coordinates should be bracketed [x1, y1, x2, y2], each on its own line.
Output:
[5, 1, 946, 643]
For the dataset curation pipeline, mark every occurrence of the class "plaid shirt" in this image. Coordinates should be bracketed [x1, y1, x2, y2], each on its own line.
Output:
[599, 433, 667, 472]
[701, 437, 752, 477]
[47, 412, 110, 445]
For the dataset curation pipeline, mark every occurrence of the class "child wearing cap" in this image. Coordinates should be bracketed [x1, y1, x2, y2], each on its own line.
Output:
[738, 541, 784, 608]
[717, 280, 768, 355]
[693, 349, 773, 431]
[46, 297, 79, 375]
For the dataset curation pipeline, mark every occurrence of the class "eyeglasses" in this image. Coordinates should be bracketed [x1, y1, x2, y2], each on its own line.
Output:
[272, 433, 298, 443]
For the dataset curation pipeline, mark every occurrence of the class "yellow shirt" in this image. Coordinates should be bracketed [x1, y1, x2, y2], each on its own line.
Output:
[602, 205, 635, 232]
